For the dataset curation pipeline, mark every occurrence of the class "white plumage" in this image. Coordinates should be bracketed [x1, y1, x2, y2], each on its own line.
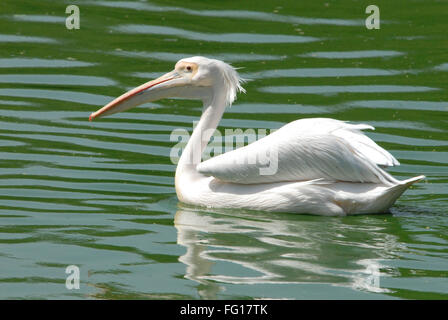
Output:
[90, 56, 424, 216]
[197, 118, 400, 185]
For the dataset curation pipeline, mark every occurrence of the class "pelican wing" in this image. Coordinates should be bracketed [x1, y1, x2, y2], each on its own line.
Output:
[197, 118, 399, 185]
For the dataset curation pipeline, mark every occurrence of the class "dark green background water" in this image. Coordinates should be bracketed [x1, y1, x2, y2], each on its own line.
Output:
[0, 0, 447, 299]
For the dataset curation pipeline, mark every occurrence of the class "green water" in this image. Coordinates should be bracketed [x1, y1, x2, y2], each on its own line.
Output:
[0, 0, 447, 299]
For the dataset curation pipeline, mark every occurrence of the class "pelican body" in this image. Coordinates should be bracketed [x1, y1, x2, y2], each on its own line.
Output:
[90, 57, 424, 216]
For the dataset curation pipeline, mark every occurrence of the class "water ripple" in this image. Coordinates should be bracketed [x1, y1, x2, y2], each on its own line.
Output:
[245, 68, 402, 79]
[434, 63, 448, 71]
[10, 14, 66, 23]
[0, 89, 111, 105]
[0, 58, 94, 68]
[92, 1, 361, 26]
[346, 100, 448, 112]
[300, 50, 405, 59]
[0, 34, 57, 43]
[0, 74, 116, 86]
[114, 50, 285, 62]
[0, 165, 171, 184]
[259, 85, 439, 94]
[114, 24, 320, 43]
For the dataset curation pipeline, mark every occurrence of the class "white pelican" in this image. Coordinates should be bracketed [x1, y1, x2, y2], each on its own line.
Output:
[90, 56, 424, 216]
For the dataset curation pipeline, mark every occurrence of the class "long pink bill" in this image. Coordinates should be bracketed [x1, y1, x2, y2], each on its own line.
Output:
[89, 75, 177, 121]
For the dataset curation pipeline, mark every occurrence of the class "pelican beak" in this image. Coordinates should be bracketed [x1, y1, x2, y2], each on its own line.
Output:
[89, 70, 184, 121]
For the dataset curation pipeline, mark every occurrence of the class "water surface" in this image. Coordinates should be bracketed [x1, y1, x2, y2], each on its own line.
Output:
[0, 0, 447, 299]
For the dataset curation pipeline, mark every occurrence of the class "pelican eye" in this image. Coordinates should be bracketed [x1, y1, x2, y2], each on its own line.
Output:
[186, 66, 192, 71]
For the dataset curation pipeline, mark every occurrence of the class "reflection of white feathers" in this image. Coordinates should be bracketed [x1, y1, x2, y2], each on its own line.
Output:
[174, 208, 395, 298]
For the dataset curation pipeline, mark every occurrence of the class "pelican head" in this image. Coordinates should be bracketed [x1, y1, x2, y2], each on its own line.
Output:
[89, 56, 245, 121]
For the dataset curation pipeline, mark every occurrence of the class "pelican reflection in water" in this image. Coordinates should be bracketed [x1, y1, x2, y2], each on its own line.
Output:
[174, 207, 398, 299]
